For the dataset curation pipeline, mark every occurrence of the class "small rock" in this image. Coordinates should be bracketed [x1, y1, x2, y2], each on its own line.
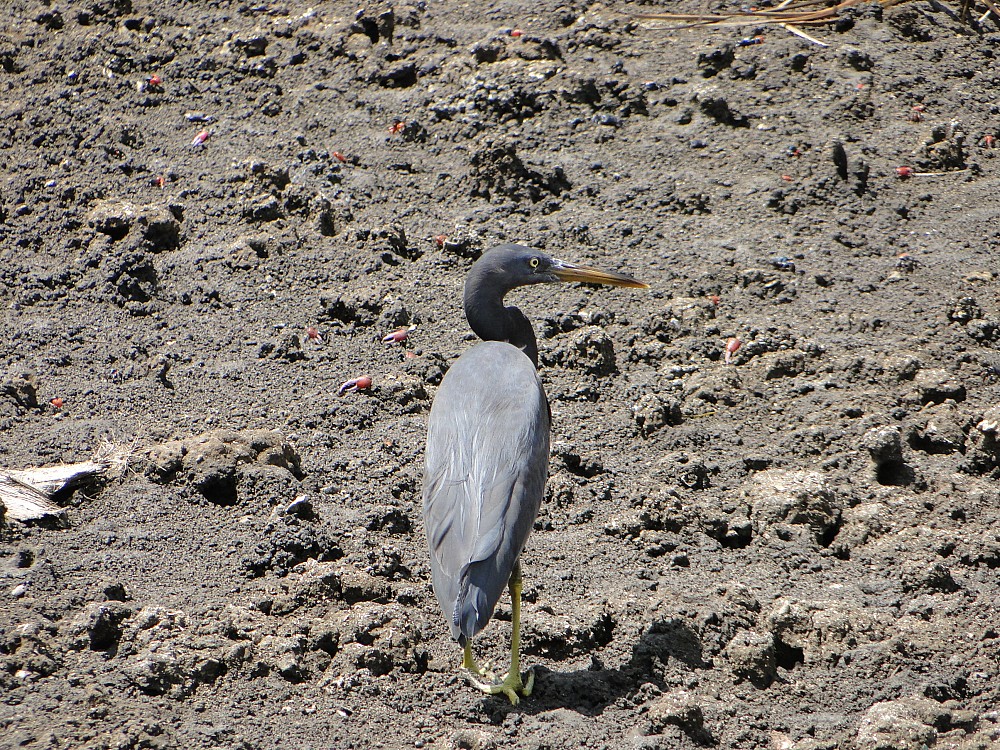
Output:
[542, 326, 617, 376]
[900, 561, 960, 593]
[243, 194, 282, 222]
[231, 35, 268, 57]
[88, 199, 139, 240]
[905, 403, 966, 454]
[1, 370, 39, 408]
[909, 369, 965, 405]
[948, 296, 982, 324]
[746, 470, 842, 546]
[856, 699, 938, 750]
[766, 597, 885, 665]
[451, 729, 496, 750]
[102, 582, 128, 601]
[285, 495, 315, 520]
[87, 200, 180, 249]
[646, 690, 705, 734]
[439, 226, 485, 259]
[65, 602, 133, 651]
[643, 296, 715, 340]
[976, 405, 1000, 435]
[683, 368, 743, 406]
[258, 332, 304, 361]
[471, 39, 506, 64]
[242, 512, 343, 578]
[138, 204, 181, 251]
[697, 44, 734, 77]
[860, 426, 903, 467]
[256, 635, 307, 682]
[146, 429, 303, 505]
[694, 88, 749, 127]
[844, 47, 874, 71]
[522, 605, 614, 659]
[762, 351, 809, 379]
[377, 371, 429, 412]
[722, 630, 776, 686]
[633, 393, 683, 436]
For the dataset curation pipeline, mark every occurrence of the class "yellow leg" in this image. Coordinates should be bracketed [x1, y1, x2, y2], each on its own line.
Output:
[461, 561, 535, 705]
[462, 642, 494, 679]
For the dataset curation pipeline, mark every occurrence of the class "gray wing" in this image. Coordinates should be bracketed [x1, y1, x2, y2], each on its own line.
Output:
[422, 341, 550, 644]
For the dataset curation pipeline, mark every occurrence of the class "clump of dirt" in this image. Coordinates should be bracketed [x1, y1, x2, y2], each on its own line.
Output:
[2, 1, 1000, 749]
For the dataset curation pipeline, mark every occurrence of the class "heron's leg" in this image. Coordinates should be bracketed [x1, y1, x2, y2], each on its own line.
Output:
[507, 560, 535, 696]
[461, 642, 495, 679]
[466, 560, 535, 705]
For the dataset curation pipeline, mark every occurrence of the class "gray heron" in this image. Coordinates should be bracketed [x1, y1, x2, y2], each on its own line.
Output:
[422, 243, 647, 703]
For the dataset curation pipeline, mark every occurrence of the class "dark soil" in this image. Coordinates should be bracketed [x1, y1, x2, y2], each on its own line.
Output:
[3, 1, 1000, 749]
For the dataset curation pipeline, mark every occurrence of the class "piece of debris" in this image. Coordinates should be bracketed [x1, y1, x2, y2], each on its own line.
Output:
[0, 447, 129, 524]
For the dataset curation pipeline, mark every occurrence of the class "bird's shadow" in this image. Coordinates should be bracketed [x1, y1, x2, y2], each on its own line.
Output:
[479, 617, 716, 743]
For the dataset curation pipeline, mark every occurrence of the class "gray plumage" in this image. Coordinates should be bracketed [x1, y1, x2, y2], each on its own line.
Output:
[424, 341, 548, 644]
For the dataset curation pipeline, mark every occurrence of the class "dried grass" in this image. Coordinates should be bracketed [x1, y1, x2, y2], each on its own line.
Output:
[635, 0, 999, 29]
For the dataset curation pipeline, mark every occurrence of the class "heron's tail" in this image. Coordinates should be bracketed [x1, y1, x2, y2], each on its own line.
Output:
[452, 562, 501, 646]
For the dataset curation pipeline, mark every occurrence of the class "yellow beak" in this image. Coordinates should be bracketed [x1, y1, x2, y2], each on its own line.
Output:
[550, 259, 649, 289]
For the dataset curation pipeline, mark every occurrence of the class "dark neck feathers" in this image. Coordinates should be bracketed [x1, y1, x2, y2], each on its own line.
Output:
[464, 266, 539, 367]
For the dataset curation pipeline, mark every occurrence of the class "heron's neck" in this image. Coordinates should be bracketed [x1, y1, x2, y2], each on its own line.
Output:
[465, 296, 539, 368]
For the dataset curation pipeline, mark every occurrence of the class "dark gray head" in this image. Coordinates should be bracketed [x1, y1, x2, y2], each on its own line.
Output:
[465, 244, 647, 299]
[463, 244, 647, 365]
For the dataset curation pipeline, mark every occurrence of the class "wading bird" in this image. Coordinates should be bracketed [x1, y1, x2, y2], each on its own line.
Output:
[422, 244, 647, 703]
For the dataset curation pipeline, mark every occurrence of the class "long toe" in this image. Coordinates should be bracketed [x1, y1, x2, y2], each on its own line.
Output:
[465, 668, 534, 706]
[461, 656, 496, 681]
[477, 659, 497, 680]
[521, 667, 535, 697]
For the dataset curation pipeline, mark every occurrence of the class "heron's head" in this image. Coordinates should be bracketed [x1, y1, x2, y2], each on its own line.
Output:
[474, 244, 649, 292]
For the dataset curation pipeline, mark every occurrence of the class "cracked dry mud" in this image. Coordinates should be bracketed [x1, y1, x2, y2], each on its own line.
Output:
[2, 1, 1000, 749]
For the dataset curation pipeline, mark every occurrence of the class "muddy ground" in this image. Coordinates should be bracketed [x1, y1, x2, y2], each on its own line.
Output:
[2, 1, 1000, 748]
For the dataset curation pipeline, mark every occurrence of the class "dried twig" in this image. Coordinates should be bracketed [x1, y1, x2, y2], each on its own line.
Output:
[778, 22, 830, 44]
[634, 0, 994, 29]
[981, 0, 1000, 21]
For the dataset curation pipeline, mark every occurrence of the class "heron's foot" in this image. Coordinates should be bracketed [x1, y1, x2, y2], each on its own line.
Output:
[466, 666, 535, 705]
[464, 662, 497, 681]
[461, 652, 497, 681]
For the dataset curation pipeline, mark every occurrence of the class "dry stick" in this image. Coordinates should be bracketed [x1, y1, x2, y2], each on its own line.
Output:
[981, 0, 1000, 21]
[637, 1, 841, 21]
[636, 0, 894, 27]
[699, 0, 711, 28]
[908, 169, 970, 176]
[779, 22, 830, 45]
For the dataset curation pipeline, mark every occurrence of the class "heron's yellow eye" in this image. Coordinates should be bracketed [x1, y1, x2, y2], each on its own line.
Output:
[529, 257, 540, 269]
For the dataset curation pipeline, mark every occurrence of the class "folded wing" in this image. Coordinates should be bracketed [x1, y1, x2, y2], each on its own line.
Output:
[423, 341, 550, 644]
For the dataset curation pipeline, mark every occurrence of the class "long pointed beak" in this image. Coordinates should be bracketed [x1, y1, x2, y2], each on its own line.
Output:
[550, 259, 649, 289]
